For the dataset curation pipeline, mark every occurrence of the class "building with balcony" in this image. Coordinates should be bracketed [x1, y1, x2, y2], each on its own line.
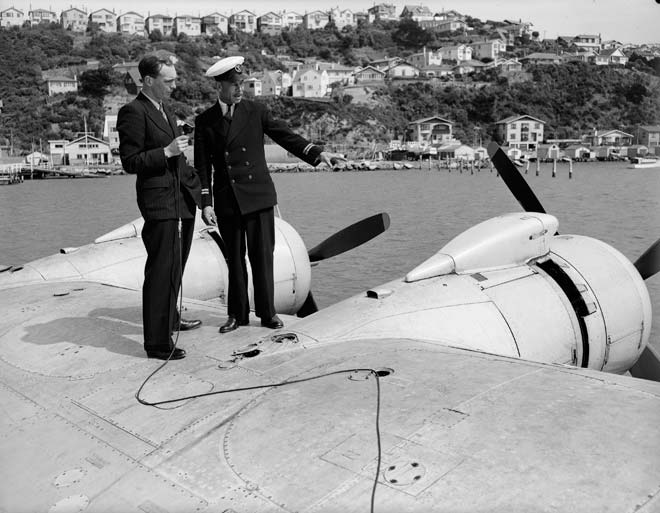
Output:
[406, 116, 454, 147]
[258, 12, 283, 35]
[367, 3, 398, 23]
[89, 9, 116, 32]
[61, 7, 88, 32]
[0, 7, 24, 28]
[29, 8, 57, 25]
[174, 15, 201, 36]
[495, 114, 545, 151]
[303, 10, 329, 30]
[117, 12, 144, 35]
[201, 13, 228, 34]
[146, 14, 174, 37]
[329, 8, 354, 30]
[230, 10, 257, 34]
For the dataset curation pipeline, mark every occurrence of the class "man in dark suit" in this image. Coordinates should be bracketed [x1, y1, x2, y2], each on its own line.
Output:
[195, 56, 344, 333]
[117, 52, 202, 360]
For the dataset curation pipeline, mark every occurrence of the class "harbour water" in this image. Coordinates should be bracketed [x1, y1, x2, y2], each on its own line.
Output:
[1, 162, 659, 348]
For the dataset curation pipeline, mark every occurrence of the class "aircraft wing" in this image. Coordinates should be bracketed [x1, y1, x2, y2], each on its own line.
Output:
[1, 281, 659, 512]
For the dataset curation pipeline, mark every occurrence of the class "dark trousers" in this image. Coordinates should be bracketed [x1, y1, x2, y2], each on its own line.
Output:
[141, 218, 194, 350]
[218, 207, 276, 322]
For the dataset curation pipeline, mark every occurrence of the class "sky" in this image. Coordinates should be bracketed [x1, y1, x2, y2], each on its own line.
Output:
[7, 0, 660, 44]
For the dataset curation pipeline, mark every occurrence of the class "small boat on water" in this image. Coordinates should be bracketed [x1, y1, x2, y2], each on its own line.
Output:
[628, 157, 660, 169]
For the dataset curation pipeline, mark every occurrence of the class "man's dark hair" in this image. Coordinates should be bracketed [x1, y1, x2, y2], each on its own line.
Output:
[138, 52, 176, 79]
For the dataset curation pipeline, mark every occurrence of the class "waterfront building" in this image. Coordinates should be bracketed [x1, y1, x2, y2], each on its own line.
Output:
[145, 14, 174, 37]
[61, 7, 88, 32]
[103, 115, 119, 152]
[495, 115, 545, 151]
[639, 125, 660, 149]
[583, 129, 634, 147]
[367, 3, 398, 23]
[0, 7, 24, 28]
[174, 15, 201, 37]
[257, 12, 283, 35]
[326, 67, 356, 86]
[89, 9, 116, 33]
[201, 13, 228, 34]
[329, 8, 355, 30]
[48, 140, 68, 164]
[229, 10, 257, 34]
[406, 116, 454, 147]
[303, 11, 329, 30]
[117, 12, 145, 35]
[29, 8, 57, 25]
[64, 135, 112, 165]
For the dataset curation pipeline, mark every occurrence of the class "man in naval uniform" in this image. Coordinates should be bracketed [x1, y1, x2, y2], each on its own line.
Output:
[117, 51, 202, 360]
[195, 56, 344, 333]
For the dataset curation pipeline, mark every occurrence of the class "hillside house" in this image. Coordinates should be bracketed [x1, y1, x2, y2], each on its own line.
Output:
[520, 53, 562, 65]
[258, 12, 282, 35]
[592, 48, 628, 66]
[146, 14, 174, 37]
[103, 115, 119, 152]
[330, 8, 355, 29]
[61, 7, 88, 32]
[471, 39, 507, 60]
[496, 114, 545, 151]
[89, 9, 116, 32]
[29, 8, 57, 25]
[47, 75, 79, 96]
[230, 10, 257, 34]
[201, 13, 228, 34]
[408, 48, 442, 68]
[354, 66, 386, 84]
[387, 62, 420, 79]
[303, 10, 329, 30]
[437, 44, 472, 62]
[400, 5, 434, 22]
[117, 12, 145, 35]
[174, 15, 201, 37]
[281, 11, 303, 29]
[419, 18, 467, 33]
[367, 4, 398, 22]
[0, 7, 25, 27]
[292, 69, 328, 98]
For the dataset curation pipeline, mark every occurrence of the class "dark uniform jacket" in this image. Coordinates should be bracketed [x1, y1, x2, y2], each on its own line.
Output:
[194, 99, 323, 217]
[118, 93, 201, 220]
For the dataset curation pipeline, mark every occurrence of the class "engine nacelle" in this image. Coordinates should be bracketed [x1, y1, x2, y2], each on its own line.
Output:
[540, 235, 652, 373]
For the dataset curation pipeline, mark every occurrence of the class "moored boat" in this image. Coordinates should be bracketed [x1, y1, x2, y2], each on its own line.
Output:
[628, 157, 660, 169]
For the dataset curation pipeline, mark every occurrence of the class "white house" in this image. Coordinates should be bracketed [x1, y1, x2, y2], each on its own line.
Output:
[592, 48, 628, 66]
[407, 116, 454, 147]
[103, 115, 119, 152]
[258, 12, 283, 35]
[408, 48, 442, 68]
[438, 44, 472, 62]
[66, 135, 112, 165]
[89, 9, 116, 33]
[47, 75, 79, 96]
[280, 11, 303, 29]
[471, 39, 507, 61]
[303, 10, 329, 30]
[367, 3, 398, 23]
[387, 62, 420, 79]
[61, 7, 88, 32]
[230, 10, 257, 34]
[243, 77, 263, 97]
[29, 8, 57, 25]
[146, 14, 174, 37]
[174, 15, 201, 37]
[117, 12, 145, 35]
[292, 69, 329, 98]
[0, 7, 25, 28]
[496, 114, 545, 151]
[329, 8, 354, 30]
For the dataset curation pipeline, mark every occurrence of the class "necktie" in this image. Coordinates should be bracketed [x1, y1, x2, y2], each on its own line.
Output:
[224, 104, 233, 122]
[158, 102, 168, 122]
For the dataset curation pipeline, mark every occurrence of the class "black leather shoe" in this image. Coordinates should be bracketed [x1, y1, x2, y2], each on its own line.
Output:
[260, 315, 283, 329]
[178, 318, 202, 331]
[219, 317, 249, 333]
[146, 347, 186, 360]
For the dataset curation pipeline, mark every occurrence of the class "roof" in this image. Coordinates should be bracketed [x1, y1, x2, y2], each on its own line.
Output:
[410, 115, 452, 125]
[640, 125, 660, 132]
[496, 114, 545, 125]
[522, 53, 561, 60]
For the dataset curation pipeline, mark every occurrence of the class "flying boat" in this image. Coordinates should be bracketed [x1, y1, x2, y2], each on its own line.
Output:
[1, 144, 659, 512]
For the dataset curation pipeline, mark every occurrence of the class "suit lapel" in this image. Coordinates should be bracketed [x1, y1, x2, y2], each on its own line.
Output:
[138, 93, 174, 137]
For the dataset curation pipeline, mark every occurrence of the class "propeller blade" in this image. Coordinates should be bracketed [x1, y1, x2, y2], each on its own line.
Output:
[630, 345, 660, 382]
[307, 213, 390, 263]
[633, 238, 660, 280]
[487, 142, 546, 214]
[296, 291, 319, 318]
